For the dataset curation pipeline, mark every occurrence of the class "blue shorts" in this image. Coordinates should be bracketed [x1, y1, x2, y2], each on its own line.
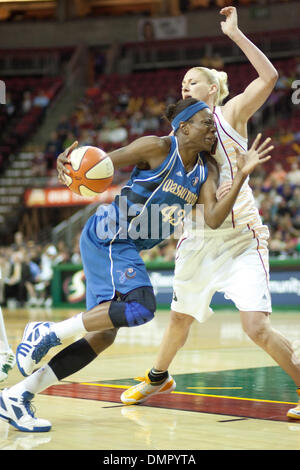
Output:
[80, 214, 152, 310]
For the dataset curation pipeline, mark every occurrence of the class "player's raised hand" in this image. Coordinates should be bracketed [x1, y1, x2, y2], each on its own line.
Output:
[235, 133, 273, 177]
[57, 140, 78, 184]
[220, 6, 239, 38]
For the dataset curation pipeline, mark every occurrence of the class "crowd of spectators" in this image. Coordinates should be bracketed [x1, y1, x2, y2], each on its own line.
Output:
[251, 162, 300, 256]
[0, 232, 81, 308]
[0, 76, 62, 175]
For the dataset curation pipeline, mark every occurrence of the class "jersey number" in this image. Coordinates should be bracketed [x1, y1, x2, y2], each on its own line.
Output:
[161, 206, 186, 227]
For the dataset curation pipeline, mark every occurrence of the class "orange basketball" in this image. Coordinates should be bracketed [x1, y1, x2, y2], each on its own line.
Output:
[64, 146, 114, 197]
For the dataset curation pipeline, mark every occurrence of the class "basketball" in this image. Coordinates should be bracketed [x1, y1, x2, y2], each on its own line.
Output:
[64, 146, 114, 197]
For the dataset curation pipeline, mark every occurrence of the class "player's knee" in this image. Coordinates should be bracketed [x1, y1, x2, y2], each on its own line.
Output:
[84, 329, 118, 354]
[124, 300, 155, 327]
[171, 310, 194, 327]
[242, 319, 270, 346]
[108, 287, 156, 328]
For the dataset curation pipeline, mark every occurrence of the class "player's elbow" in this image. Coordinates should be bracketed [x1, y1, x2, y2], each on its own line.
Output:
[267, 68, 279, 87]
[205, 215, 222, 230]
[207, 221, 221, 230]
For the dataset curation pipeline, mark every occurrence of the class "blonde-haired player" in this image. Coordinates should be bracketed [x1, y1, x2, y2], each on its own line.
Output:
[121, 6, 300, 419]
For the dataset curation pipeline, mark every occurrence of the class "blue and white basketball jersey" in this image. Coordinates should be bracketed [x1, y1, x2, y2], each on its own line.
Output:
[91, 136, 207, 251]
[80, 136, 208, 308]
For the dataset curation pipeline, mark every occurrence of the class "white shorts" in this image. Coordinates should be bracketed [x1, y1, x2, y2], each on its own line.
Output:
[171, 225, 272, 322]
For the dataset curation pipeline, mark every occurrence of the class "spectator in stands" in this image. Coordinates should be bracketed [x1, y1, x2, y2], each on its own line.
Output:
[71, 237, 81, 265]
[56, 115, 73, 143]
[127, 95, 144, 115]
[63, 131, 78, 151]
[141, 107, 160, 133]
[145, 96, 165, 117]
[263, 162, 287, 190]
[200, 53, 224, 70]
[98, 113, 128, 145]
[33, 90, 49, 108]
[44, 130, 64, 169]
[291, 186, 300, 229]
[278, 127, 295, 145]
[3, 251, 22, 307]
[5, 92, 15, 116]
[21, 91, 32, 114]
[259, 192, 277, 224]
[116, 87, 131, 112]
[3, 250, 33, 308]
[0, 249, 10, 305]
[165, 87, 178, 106]
[287, 162, 300, 185]
[140, 246, 166, 263]
[278, 179, 295, 199]
[269, 229, 289, 256]
[13, 231, 24, 250]
[34, 245, 58, 307]
[129, 111, 146, 136]
[31, 149, 48, 177]
[78, 128, 95, 147]
[274, 213, 300, 254]
[55, 241, 70, 264]
[141, 20, 156, 41]
[159, 239, 177, 262]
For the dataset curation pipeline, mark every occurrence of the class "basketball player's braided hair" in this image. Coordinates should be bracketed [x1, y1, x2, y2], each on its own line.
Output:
[164, 97, 199, 123]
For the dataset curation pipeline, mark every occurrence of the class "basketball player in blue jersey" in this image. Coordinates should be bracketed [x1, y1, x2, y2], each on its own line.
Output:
[0, 98, 272, 432]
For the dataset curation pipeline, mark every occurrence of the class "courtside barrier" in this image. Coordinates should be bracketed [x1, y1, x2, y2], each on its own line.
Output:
[51, 259, 300, 310]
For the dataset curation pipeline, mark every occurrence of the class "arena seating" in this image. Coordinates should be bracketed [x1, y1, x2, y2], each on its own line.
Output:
[0, 76, 63, 173]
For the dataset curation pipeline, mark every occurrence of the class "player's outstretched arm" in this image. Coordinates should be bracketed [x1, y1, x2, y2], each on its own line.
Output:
[199, 134, 273, 229]
[56, 136, 170, 185]
[106, 135, 170, 170]
[220, 6, 278, 124]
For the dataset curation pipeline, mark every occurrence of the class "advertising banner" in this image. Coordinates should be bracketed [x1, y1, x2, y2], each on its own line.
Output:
[52, 262, 300, 310]
[149, 269, 300, 309]
[138, 16, 187, 41]
[24, 186, 120, 207]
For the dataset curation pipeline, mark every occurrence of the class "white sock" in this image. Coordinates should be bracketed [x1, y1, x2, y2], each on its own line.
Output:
[9, 364, 58, 396]
[51, 312, 87, 341]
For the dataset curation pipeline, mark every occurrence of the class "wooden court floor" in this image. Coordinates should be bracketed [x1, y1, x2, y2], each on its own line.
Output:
[1, 307, 300, 451]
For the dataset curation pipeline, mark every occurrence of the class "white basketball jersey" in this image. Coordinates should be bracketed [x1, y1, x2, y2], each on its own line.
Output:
[213, 106, 264, 231]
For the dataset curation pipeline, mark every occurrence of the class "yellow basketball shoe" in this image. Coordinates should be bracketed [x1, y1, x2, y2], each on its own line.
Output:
[287, 389, 300, 419]
[121, 369, 176, 405]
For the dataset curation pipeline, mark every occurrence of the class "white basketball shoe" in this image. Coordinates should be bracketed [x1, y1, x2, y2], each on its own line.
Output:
[16, 322, 61, 377]
[0, 348, 16, 382]
[0, 388, 51, 432]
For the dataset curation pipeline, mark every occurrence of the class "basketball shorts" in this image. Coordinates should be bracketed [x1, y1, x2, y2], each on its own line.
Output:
[80, 214, 152, 310]
[171, 225, 272, 322]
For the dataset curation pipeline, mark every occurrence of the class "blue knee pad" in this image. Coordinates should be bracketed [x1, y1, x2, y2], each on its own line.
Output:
[124, 301, 154, 327]
[108, 287, 156, 328]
